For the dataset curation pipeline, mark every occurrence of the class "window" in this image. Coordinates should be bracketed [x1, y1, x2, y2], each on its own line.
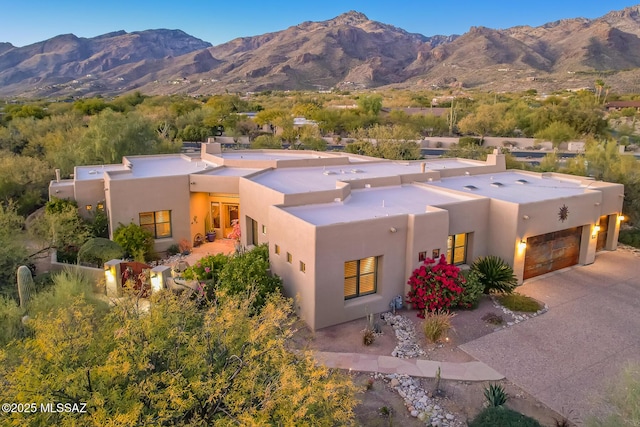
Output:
[447, 233, 468, 265]
[344, 256, 378, 300]
[286, 252, 292, 263]
[432, 248, 441, 259]
[418, 251, 427, 262]
[140, 210, 172, 238]
[274, 244, 280, 255]
[299, 261, 306, 273]
[262, 224, 267, 234]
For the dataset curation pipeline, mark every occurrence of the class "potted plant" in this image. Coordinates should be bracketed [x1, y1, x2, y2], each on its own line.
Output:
[204, 215, 216, 242]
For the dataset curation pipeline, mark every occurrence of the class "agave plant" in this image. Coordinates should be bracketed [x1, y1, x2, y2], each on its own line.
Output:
[484, 383, 508, 407]
[472, 255, 518, 294]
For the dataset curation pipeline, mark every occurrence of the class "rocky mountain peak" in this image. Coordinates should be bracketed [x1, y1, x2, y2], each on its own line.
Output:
[328, 11, 370, 26]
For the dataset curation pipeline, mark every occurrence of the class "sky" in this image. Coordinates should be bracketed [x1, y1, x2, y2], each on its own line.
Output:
[1, 1, 639, 47]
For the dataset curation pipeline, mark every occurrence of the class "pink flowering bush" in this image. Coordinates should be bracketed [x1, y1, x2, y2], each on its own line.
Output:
[406, 254, 465, 318]
[182, 253, 228, 283]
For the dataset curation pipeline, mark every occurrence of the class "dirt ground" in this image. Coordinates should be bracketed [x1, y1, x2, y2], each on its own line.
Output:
[292, 296, 571, 426]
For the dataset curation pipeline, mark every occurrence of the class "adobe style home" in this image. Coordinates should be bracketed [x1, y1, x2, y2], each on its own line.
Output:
[50, 143, 624, 330]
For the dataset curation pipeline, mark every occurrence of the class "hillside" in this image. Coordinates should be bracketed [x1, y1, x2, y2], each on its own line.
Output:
[2, 6, 640, 97]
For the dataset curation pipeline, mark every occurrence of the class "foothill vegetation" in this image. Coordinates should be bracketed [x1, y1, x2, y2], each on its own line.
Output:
[2, 84, 640, 425]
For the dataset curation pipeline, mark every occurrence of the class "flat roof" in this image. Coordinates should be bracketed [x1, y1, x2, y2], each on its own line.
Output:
[430, 171, 590, 203]
[75, 164, 128, 181]
[107, 155, 218, 180]
[201, 167, 262, 177]
[251, 159, 485, 194]
[283, 184, 471, 225]
[221, 151, 330, 161]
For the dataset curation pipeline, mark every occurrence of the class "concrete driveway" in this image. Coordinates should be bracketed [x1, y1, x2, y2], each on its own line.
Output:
[460, 250, 640, 421]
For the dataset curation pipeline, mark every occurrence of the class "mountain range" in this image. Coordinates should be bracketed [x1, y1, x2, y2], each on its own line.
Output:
[2, 6, 640, 97]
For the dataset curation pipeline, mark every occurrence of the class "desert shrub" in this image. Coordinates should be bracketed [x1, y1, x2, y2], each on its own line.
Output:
[472, 255, 518, 294]
[166, 244, 180, 256]
[113, 223, 154, 261]
[458, 136, 483, 147]
[457, 269, 484, 309]
[0, 295, 25, 345]
[484, 383, 508, 407]
[28, 268, 109, 318]
[250, 134, 282, 149]
[217, 245, 282, 310]
[362, 329, 375, 346]
[406, 255, 464, 318]
[469, 407, 541, 427]
[77, 237, 124, 267]
[422, 310, 455, 343]
[89, 209, 109, 238]
[496, 293, 542, 312]
[182, 253, 229, 297]
[587, 362, 640, 427]
[619, 228, 640, 248]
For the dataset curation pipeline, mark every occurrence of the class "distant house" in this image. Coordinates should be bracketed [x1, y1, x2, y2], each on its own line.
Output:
[604, 101, 640, 111]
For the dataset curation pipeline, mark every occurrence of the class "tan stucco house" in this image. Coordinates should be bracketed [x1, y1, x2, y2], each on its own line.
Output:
[50, 143, 624, 330]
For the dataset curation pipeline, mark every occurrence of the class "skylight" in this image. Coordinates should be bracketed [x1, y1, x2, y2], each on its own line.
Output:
[491, 182, 504, 187]
[464, 185, 478, 191]
[516, 179, 529, 184]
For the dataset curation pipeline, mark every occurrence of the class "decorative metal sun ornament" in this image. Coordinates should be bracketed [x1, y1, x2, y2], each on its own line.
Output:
[558, 204, 569, 222]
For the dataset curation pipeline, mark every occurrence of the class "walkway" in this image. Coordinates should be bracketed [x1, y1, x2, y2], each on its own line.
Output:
[314, 351, 504, 381]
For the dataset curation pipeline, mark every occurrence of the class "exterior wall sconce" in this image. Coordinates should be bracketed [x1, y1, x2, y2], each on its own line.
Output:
[618, 214, 626, 221]
[518, 240, 527, 250]
[389, 227, 397, 233]
[522, 215, 530, 220]
[592, 225, 601, 238]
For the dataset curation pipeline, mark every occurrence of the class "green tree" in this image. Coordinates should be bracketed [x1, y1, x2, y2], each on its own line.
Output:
[0, 290, 358, 426]
[81, 109, 161, 164]
[113, 223, 154, 261]
[357, 94, 383, 115]
[0, 151, 52, 215]
[250, 134, 282, 149]
[0, 203, 28, 298]
[534, 121, 576, 147]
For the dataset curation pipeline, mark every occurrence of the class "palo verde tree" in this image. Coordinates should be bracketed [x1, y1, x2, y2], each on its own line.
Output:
[0, 289, 358, 426]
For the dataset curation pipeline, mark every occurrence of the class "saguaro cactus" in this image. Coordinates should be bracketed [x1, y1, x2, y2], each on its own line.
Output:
[17, 265, 35, 310]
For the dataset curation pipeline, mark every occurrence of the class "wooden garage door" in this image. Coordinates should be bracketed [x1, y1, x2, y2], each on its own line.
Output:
[523, 227, 582, 280]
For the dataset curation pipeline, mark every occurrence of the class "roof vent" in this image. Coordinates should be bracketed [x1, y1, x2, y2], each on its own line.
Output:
[491, 182, 504, 187]
[323, 170, 337, 175]
[516, 179, 529, 184]
[464, 185, 478, 191]
[88, 170, 97, 175]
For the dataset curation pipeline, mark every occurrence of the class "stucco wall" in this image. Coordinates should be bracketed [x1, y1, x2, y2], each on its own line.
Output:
[238, 178, 286, 247]
[106, 174, 191, 252]
[268, 206, 317, 328]
[312, 215, 410, 330]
